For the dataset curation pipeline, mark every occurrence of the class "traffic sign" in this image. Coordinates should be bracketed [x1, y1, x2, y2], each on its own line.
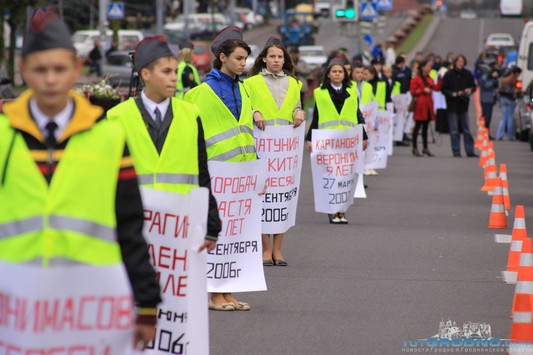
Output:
[376, 0, 393, 11]
[108, 2, 124, 19]
[360, 2, 378, 21]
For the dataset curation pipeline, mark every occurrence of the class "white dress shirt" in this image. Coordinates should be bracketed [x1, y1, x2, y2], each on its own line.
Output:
[30, 98, 73, 140]
[141, 90, 170, 122]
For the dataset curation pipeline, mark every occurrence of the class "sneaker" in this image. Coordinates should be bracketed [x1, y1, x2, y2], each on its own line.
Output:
[370, 169, 379, 176]
[338, 213, 348, 224]
[363, 169, 372, 176]
[330, 214, 342, 224]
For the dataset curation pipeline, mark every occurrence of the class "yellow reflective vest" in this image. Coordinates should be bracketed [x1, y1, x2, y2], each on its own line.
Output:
[373, 80, 386, 111]
[185, 82, 256, 162]
[176, 61, 201, 99]
[107, 97, 199, 194]
[0, 92, 123, 266]
[244, 75, 302, 126]
[353, 81, 374, 105]
[314, 85, 359, 130]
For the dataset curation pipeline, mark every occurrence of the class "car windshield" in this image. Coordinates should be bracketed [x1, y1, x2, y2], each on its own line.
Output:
[490, 36, 512, 42]
[108, 54, 131, 66]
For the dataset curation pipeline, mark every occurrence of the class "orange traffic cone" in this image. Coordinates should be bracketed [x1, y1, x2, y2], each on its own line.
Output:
[496, 205, 528, 244]
[481, 160, 498, 193]
[500, 164, 511, 211]
[475, 127, 487, 149]
[488, 177, 507, 229]
[501, 206, 529, 283]
[508, 238, 533, 354]
[479, 140, 494, 168]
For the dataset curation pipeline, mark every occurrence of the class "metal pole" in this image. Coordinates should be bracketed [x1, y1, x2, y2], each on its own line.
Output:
[156, 0, 164, 35]
[252, 0, 258, 13]
[98, 0, 108, 37]
[184, 0, 192, 40]
[280, 0, 285, 18]
[228, 0, 236, 15]
[58, 0, 64, 19]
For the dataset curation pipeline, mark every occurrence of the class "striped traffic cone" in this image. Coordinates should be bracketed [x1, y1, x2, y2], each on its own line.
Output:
[488, 177, 507, 229]
[479, 138, 490, 167]
[508, 238, 533, 354]
[501, 206, 529, 284]
[475, 126, 487, 149]
[500, 164, 511, 211]
[496, 205, 529, 244]
[481, 159, 498, 193]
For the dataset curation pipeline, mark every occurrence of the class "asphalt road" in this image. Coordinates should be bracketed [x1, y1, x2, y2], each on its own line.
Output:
[210, 16, 533, 355]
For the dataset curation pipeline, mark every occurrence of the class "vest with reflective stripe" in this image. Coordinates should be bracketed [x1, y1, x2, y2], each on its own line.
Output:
[107, 97, 199, 194]
[314, 85, 359, 130]
[374, 81, 386, 111]
[176, 61, 201, 99]
[0, 117, 124, 266]
[244, 75, 302, 126]
[185, 83, 256, 162]
[353, 81, 374, 105]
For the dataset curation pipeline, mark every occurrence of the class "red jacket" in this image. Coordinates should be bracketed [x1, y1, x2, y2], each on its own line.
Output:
[410, 74, 442, 121]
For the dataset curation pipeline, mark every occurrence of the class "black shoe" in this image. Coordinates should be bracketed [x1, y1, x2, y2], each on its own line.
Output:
[453, 153, 462, 157]
[412, 148, 423, 157]
[422, 148, 434, 157]
[489, 135, 495, 140]
[395, 141, 410, 147]
[466, 153, 479, 157]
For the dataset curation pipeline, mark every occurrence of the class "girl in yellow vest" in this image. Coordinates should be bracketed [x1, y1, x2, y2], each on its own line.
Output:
[185, 26, 263, 311]
[304, 58, 368, 224]
[175, 41, 201, 99]
[350, 62, 374, 105]
[244, 36, 305, 267]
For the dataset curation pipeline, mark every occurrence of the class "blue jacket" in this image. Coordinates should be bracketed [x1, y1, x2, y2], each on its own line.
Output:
[478, 73, 499, 104]
[204, 68, 242, 121]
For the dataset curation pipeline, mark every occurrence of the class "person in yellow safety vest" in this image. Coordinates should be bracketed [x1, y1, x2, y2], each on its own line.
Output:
[351, 62, 374, 105]
[175, 41, 201, 99]
[382, 64, 401, 105]
[304, 58, 368, 225]
[185, 26, 263, 311]
[365, 65, 386, 111]
[244, 36, 305, 267]
[0, 8, 160, 349]
[107, 35, 221, 252]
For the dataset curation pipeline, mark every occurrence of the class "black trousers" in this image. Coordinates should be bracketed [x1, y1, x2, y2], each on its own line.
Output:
[412, 120, 429, 149]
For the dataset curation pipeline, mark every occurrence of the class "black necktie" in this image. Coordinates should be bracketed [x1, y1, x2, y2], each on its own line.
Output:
[45, 121, 58, 147]
[154, 107, 163, 131]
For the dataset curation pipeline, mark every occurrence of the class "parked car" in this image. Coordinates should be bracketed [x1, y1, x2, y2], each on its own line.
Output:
[485, 33, 516, 49]
[233, 7, 264, 30]
[298, 45, 327, 71]
[165, 13, 229, 39]
[244, 44, 260, 75]
[192, 41, 213, 74]
[515, 82, 532, 143]
[72, 30, 143, 62]
[102, 51, 134, 88]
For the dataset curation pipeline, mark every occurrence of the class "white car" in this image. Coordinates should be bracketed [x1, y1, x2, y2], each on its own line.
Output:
[459, 9, 477, 19]
[298, 45, 327, 71]
[485, 33, 516, 49]
[244, 44, 260, 74]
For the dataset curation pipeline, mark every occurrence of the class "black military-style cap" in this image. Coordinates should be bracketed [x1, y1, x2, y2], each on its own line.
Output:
[210, 26, 243, 55]
[134, 35, 174, 72]
[22, 8, 76, 56]
[264, 36, 284, 49]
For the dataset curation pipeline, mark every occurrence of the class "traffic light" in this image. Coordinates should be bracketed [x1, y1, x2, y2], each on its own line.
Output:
[345, 0, 356, 19]
[333, 0, 358, 22]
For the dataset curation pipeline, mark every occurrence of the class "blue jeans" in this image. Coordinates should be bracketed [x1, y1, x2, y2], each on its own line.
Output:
[496, 96, 516, 140]
[481, 101, 494, 131]
[447, 111, 475, 155]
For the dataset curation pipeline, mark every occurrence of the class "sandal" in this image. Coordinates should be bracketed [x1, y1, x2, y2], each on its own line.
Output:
[231, 301, 251, 311]
[208, 301, 235, 311]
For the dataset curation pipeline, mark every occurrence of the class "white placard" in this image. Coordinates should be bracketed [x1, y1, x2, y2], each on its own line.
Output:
[361, 102, 379, 167]
[141, 187, 209, 355]
[310, 126, 363, 214]
[207, 160, 267, 293]
[365, 110, 392, 169]
[392, 94, 409, 142]
[254, 125, 305, 234]
[0, 262, 134, 353]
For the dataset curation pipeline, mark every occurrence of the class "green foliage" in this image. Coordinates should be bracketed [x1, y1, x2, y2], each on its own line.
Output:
[397, 15, 434, 55]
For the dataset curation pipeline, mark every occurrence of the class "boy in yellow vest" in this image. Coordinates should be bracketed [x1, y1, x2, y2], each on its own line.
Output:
[0, 8, 160, 349]
[107, 35, 221, 251]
